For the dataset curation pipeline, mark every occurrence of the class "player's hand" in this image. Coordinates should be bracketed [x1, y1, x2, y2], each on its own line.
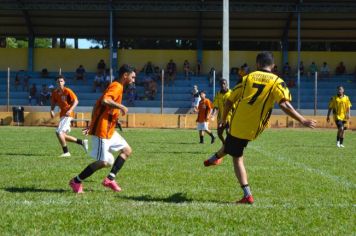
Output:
[50, 110, 55, 118]
[302, 119, 317, 129]
[210, 116, 215, 122]
[120, 106, 128, 116]
[326, 116, 330, 123]
[346, 114, 350, 120]
[82, 128, 89, 136]
[218, 120, 226, 128]
[65, 110, 72, 116]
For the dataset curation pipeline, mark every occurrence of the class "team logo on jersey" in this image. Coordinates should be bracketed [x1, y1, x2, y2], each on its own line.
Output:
[61, 95, 67, 102]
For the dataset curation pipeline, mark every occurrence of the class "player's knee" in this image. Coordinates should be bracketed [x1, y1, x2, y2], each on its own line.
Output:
[122, 146, 132, 158]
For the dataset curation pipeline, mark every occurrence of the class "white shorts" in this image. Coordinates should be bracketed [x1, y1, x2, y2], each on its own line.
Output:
[197, 122, 209, 131]
[90, 131, 129, 165]
[56, 116, 72, 134]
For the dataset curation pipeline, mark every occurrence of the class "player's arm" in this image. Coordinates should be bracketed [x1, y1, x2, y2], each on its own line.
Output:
[279, 100, 316, 128]
[66, 99, 78, 116]
[326, 108, 332, 122]
[102, 98, 128, 115]
[221, 100, 233, 127]
[50, 100, 56, 118]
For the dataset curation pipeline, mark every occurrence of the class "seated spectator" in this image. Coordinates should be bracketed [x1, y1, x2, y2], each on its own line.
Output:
[75, 65, 86, 81]
[39, 84, 51, 106]
[146, 80, 158, 100]
[15, 70, 30, 91]
[208, 67, 215, 87]
[308, 62, 318, 78]
[142, 61, 155, 76]
[126, 83, 137, 106]
[93, 72, 105, 92]
[183, 59, 191, 80]
[320, 62, 330, 79]
[230, 67, 239, 81]
[41, 68, 49, 78]
[28, 83, 37, 105]
[272, 65, 280, 76]
[282, 62, 292, 78]
[97, 59, 106, 74]
[166, 59, 177, 86]
[335, 61, 346, 75]
[103, 68, 112, 88]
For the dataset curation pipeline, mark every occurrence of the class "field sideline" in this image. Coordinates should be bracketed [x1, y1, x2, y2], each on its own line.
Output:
[0, 126, 355, 235]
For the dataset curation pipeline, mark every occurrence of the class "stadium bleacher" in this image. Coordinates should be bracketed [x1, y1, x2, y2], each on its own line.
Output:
[0, 70, 355, 111]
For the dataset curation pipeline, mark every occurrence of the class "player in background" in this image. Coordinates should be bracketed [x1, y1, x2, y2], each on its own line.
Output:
[204, 51, 316, 204]
[195, 90, 215, 144]
[50, 75, 88, 157]
[69, 64, 135, 193]
[326, 86, 352, 148]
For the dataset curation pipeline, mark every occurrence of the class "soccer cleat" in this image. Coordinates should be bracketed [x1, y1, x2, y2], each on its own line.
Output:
[236, 195, 254, 204]
[340, 144, 345, 148]
[204, 158, 223, 167]
[69, 178, 83, 193]
[211, 136, 216, 144]
[59, 152, 71, 157]
[336, 142, 341, 148]
[82, 139, 89, 153]
[102, 177, 122, 192]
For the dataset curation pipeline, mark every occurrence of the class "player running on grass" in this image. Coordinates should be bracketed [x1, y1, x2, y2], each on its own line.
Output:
[69, 64, 135, 193]
[195, 90, 215, 144]
[326, 86, 352, 148]
[204, 51, 316, 204]
[50, 75, 88, 157]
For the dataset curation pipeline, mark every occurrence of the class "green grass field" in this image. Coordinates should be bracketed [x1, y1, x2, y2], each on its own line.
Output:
[0, 126, 355, 235]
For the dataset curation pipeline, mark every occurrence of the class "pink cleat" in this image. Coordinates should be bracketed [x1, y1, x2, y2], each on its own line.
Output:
[102, 177, 122, 192]
[236, 195, 254, 205]
[69, 178, 83, 193]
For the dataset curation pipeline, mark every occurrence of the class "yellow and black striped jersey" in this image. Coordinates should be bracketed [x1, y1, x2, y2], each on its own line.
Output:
[228, 70, 291, 140]
[213, 89, 232, 122]
[328, 95, 352, 121]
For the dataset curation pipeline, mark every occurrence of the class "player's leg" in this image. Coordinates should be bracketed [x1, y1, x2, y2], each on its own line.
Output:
[204, 145, 225, 166]
[217, 122, 225, 144]
[339, 121, 346, 147]
[336, 120, 344, 147]
[103, 131, 132, 192]
[203, 122, 215, 144]
[63, 133, 88, 153]
[56, 117, 71, 156]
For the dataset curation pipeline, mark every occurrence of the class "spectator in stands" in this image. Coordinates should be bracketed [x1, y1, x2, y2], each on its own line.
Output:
[41, 68, 49, 78]
[97, 59, 106, 74]
[166, 59, 177, 86]
[230, 67, 239, 81]
[183, 59, 191, 80]
[308, 62, 318, 78]
[272, 65, 280, 76]
[103, 68, 112, 88]
[282, 62, 292, 78]
[126, 83, 137, 106]
[28, 83, 37, 105]
[40, 84, 51, 106]
[196, 60, 201, 76]
[190, 85, 201, 113]
[238, 65, 247, 78]
[48, 84, 55, 94]
[92, 71, 104, 92]
[298, 61, 305, 76]
[75, 65, 86, 82]
[243, 63, 250, 74]
[208, 67, 215, 87]
[142, 61, 155, 76]
[335, 61, 346, 75]
[15, 70, 30, 91]
[320, 62, 330, 79]
[146, 80, 158, 100]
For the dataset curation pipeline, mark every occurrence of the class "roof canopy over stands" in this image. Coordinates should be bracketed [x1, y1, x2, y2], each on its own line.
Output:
[1, 0, 356, 41]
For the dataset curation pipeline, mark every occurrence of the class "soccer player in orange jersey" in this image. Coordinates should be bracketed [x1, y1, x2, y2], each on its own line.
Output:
[50, 76, 88, 157]
[195, 90, 215, 144]
[69, 64, 135, 193]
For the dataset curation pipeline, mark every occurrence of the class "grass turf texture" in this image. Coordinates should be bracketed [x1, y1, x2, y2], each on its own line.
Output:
[0, 126, 355, 235]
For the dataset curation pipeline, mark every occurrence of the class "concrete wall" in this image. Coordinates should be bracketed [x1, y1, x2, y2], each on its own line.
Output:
[1, 111, 355, 129]
[1, 48, 355, 74]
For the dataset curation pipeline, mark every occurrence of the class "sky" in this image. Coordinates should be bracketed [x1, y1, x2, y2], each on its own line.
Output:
[66, 39, 99, 49]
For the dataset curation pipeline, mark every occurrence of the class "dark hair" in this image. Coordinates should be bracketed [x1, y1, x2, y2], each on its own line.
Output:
[220, 79, 227, 85]
[256, 51, 274, 67]
[199, 90, 206, 95]
[118, 64, 135, 79]
[337, 85, 344, 90]
[56, 75, 65, 81]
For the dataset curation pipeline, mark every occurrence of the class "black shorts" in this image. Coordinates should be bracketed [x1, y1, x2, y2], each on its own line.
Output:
[224, 133, 249, 157]
[335, 120, 346, 129]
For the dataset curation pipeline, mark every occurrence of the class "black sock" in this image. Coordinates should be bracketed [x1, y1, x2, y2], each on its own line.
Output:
[76, 139, 83, 145]
[200, 136, 204, 143]
[340, 138, 344, 144]
[207, 132, 214, 138]
[337, 136, 340, 142]
[76, 165, 95, 182]
[108, 156, 126, 180]
[62, 146, 69, 153]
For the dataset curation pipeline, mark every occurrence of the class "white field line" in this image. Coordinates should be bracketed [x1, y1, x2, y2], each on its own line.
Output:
[249, 145, 356, 189]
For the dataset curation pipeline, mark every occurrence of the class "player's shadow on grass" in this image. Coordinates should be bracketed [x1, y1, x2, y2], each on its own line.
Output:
[0, 152, 49, 157]
[120, 192, 193, 204]
[3, 187, 66, 193]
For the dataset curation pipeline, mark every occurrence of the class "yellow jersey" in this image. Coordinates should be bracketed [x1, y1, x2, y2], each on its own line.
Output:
[213, 89, 232, 122]
[328, 95, 352, 121]
[227, 70, 291, 140]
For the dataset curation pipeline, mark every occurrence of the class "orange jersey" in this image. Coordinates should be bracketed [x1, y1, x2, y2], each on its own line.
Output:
[89, 81, 123, 139]
[51, 87, 78, 117]
[196, 98, 213, 122]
